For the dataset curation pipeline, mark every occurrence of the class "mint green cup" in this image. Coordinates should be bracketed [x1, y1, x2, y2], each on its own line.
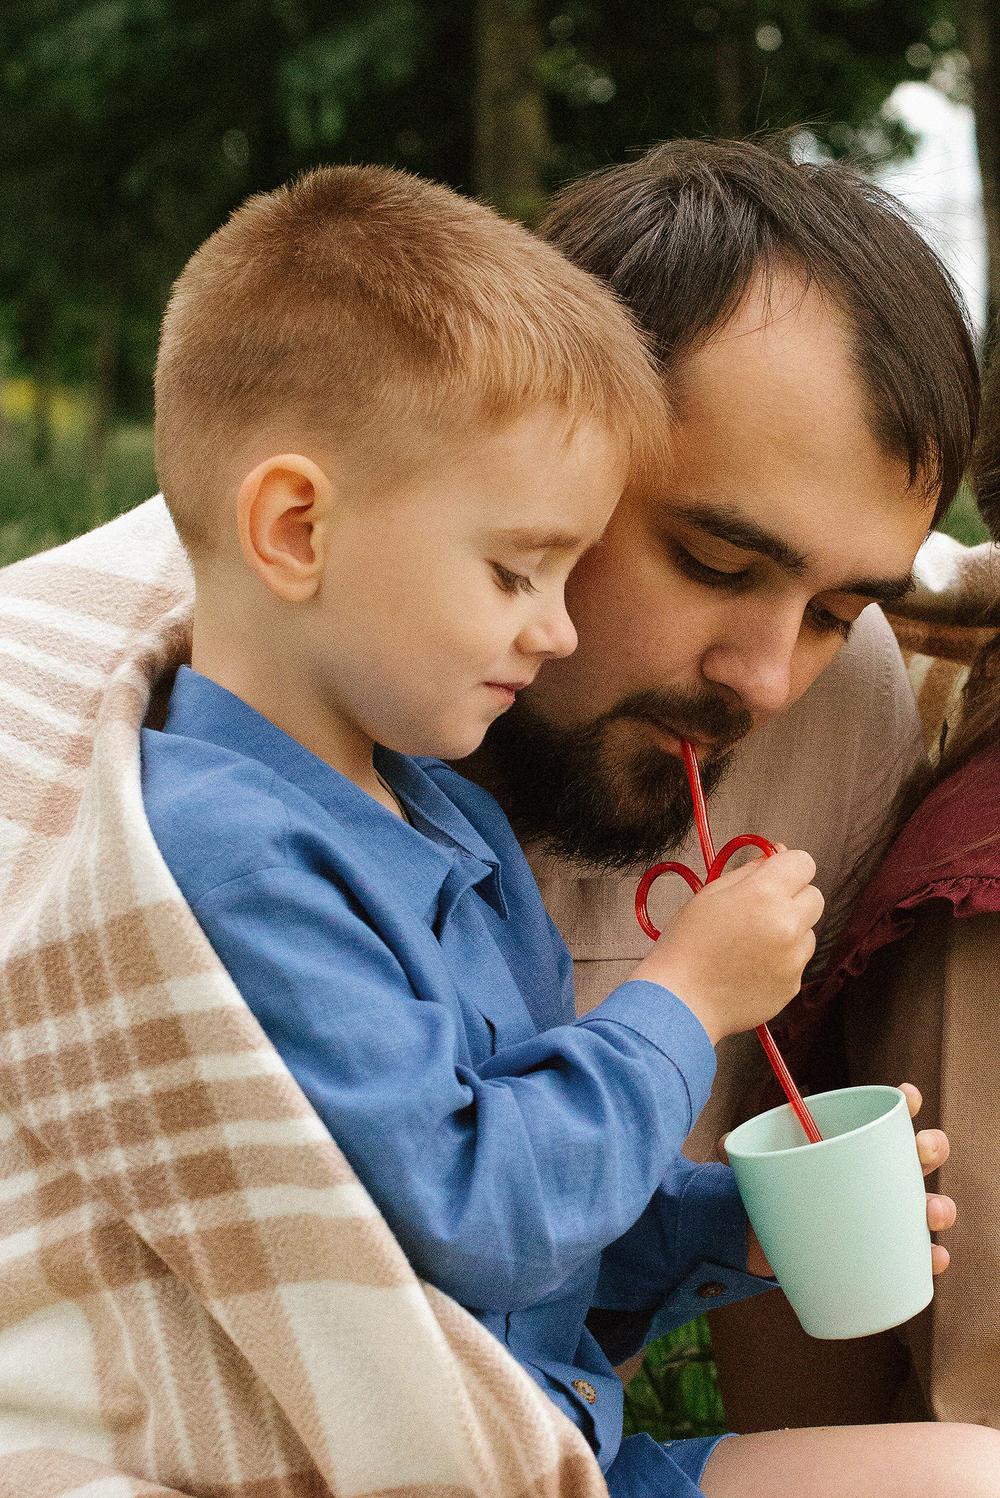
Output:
[725, 1085, 933, 1339]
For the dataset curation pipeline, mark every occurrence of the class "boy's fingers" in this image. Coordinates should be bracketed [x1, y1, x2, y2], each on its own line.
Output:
[728, 848, 816, 896]
[711, 848, 816, 891]
[792, 883, 826, 927]
[916, 1127, 949, 1175]
[708, 857, 762, 889]
[766, 849, 817, 891]
[715, 1132, 730, 1163]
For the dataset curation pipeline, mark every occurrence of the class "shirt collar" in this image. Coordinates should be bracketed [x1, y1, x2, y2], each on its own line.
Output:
[162, 666, 506, 921]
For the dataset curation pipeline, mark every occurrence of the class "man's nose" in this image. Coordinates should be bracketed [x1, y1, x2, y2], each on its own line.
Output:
[518, 595, 578, 661]
[702, 615, 799, 720]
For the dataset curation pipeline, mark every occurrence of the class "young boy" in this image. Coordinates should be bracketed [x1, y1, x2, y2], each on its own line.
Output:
[142, 167, 988, 1497]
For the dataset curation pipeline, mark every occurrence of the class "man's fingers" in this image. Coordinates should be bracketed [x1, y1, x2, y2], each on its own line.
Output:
[916, 1127, 949, 1175]
[898, 1081, 922, 1119]
[931, 1243, 951, 1277]
[926, 1192, 956, 1233]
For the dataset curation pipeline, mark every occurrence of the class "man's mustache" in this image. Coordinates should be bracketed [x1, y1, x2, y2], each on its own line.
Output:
[609, 688, 753, 758]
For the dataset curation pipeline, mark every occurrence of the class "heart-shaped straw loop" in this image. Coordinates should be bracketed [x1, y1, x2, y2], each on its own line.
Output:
[634, 740, 823, 1145]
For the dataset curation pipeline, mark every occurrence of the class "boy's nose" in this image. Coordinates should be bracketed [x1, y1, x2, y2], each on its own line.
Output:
[519, 599, 578, 661]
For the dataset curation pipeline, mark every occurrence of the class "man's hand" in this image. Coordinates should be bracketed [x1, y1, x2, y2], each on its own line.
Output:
[728, 1081, 955, 1278]
[900, 1081, 955, 1278]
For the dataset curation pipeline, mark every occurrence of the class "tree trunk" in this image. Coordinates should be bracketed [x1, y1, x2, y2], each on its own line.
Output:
[472, 0, 551, 224]
[964, 0, 1000, 344]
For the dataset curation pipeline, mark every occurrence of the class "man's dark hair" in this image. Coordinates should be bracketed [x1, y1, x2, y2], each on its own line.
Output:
[540, 134, 980, 521]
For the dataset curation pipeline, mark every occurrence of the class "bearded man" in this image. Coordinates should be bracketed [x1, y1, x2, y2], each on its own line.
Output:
[465, 135, 979, 1431]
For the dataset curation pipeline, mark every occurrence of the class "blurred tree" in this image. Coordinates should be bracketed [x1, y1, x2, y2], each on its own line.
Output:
[473, 0, 552, 222]
[536, 0, 949, 181]
[0, 0, 974, 451]
[962, 0, 1000, 334]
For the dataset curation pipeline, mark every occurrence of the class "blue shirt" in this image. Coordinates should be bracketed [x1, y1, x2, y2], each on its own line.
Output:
[141, 667, 770, 1476]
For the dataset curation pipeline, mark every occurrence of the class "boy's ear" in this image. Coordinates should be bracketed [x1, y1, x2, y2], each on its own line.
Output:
[236, 454, 334, 602]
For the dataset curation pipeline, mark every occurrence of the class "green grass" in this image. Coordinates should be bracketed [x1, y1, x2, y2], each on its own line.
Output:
[623, 1317, 727, 1441]
[0, 419, 156, 568]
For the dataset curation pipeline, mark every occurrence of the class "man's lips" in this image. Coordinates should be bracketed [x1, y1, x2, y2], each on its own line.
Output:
[632, 717, 733, 763]
[648, 724, 707, 760]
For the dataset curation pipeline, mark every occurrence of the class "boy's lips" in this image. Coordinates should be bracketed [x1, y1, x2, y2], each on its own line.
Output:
[485, 680, 533, 707]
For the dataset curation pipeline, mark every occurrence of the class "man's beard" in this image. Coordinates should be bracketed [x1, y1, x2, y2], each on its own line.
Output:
[467, 687, 752, 872]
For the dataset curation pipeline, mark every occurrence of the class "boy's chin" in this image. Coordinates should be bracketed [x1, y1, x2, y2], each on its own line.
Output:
[428, 725, 490, 763]
[383, 721, 489, 763]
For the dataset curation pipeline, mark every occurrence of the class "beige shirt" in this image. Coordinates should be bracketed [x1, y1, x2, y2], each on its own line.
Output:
[528, 603, 925, 1159]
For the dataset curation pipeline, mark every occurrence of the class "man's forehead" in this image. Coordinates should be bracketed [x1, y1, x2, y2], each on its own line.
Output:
[669, 272, 863, 427]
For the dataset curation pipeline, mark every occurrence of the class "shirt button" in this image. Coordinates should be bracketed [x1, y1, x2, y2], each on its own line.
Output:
[697, 1281, 725, 1299]
[571, 1378, 598, 1405]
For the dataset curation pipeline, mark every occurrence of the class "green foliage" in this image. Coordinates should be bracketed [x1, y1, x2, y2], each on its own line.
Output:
[535, 0, 950, 184]
[0, 0, 969, 436]
[937, 484, 989, 545]
[623, 1317, 727, 1442]
[0, 418, 154, 568]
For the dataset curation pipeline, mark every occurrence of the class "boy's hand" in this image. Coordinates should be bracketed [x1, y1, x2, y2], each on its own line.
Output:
[731, 1082, 956, 1278]
[632, 847, 824, 1044]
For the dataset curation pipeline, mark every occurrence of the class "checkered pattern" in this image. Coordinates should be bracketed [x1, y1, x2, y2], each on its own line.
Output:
[0, 499, 606, 1498]
[885, 611, 993, 758]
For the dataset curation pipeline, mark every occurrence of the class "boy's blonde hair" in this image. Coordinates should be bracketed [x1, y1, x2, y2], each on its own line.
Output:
[154, 165, 670, 551]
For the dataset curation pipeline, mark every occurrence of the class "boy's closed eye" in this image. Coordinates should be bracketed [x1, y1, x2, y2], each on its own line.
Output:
[491, 562, 538, 595]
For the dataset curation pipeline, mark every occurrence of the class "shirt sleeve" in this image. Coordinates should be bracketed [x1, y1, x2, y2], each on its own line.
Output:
[587, 1160, 776, 1362]
[192, 866, 718, 1315]
[809, 605, 927, 974]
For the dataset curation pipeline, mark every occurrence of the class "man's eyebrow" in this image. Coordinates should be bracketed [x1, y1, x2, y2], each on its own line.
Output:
[671, 501, 808, 575]
[670, 500, 916, 602]
[837, 571, 916, 605]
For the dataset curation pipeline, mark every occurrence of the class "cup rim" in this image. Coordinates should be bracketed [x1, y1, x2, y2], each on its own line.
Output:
[725, 1084, 907, 1161]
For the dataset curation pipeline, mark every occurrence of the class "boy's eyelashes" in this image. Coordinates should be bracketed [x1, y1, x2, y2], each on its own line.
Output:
[670, 543, 855, 641]
[491, 562, 538, 596]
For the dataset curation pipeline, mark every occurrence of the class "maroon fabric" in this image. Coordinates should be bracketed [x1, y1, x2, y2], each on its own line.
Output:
[775, 742, 1000, 1058]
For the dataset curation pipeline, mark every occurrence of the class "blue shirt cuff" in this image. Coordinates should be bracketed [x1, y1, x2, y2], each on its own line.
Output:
[580, 980, 717, 1130]
[645, 1264, 777, 1345]
[676, 1162, 751, 1279]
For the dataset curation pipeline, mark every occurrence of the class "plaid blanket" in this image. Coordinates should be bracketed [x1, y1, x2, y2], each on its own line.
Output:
[0, 498, 605, 1498]
[888, 533, 1000, 756]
